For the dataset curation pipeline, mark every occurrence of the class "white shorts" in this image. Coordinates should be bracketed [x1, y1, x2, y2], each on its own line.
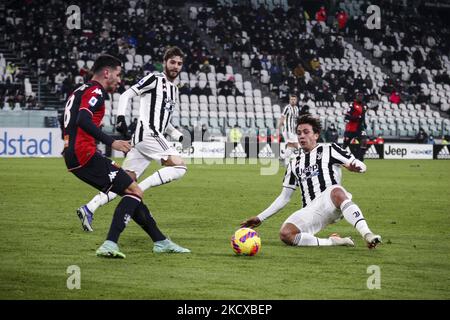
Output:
[283, 185, 352, 235]
[282, 131, 298, 144]
[122, 133, 180, 178]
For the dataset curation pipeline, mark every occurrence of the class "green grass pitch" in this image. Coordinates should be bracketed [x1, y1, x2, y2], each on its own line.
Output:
[0, 158, 449, 299]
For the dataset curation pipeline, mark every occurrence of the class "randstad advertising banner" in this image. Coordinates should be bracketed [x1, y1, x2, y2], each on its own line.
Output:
[0, 128, 64, 157]
[384, 143, 433, 159]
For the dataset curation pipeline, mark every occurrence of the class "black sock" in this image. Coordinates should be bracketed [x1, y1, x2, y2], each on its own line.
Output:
[132, 202, 166, 242]
[106, 195, 141, 243]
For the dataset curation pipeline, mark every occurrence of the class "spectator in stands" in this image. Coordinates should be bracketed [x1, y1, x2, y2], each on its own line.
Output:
[322, 85, 333, 107]
[191, 83, 203, 96]
[261, 55, 271, 71]
[367, 92, 380, 110]
[251, 55, 262, 75]
[309, 57, 321, 76]
[216, 59, 227, 74]
[200, 60, 211, 74]
[5, 62, 18, 82]
[410, 70, 422, 84]
[335, 88, 346, 103]
[231, 84, 243, 97]
[61, 74, 74, 100]
[54, 71, 66, 94]
[279, 81, 290, 103]
[26, 95, 39, 110]
[218, 84, 232, 96]
[299, 98, 310, 115]
[412, 48, 424, 68]
[269, 63, 283, 91]
[389, 90, 401, 104]
[336, 10, 349, 32]
[203, 82, 213, 96]
[427, 135, 435, 144]
[143, 59, 155, 73]
[315, 6, 327, 23]
[419, 70, 429, 84]
[325, 123, 339, 143]
[435, 71, 450, 85]
[229, 125, 243, 145]
[217, 75, 228, 90]
[416, 89, 429, 104]
[415, 127, 428, 143]
[202, 124, 210, 142]
[293, 64, 305, 79]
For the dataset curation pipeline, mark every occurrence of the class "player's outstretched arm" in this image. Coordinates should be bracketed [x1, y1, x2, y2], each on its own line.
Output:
[344, 159, 367, 173]
[77, 109, 115, 146]
[241, 187, 295, 228]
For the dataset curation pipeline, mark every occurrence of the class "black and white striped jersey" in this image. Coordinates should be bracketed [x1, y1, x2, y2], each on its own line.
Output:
[281, 104, 299, 134]
[282, 143, 356, 207]
[131, 72, 179, 140]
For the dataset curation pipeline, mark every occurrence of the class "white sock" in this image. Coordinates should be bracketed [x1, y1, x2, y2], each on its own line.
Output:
[85, 166, 187, 213]
[340, 199, 371, 237]
[293, 232, 333, 246]
[139, 166, 187, 191]
[86, 191, 118, 213]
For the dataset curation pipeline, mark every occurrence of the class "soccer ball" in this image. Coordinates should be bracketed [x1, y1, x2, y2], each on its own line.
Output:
[231, 228, 261, 256]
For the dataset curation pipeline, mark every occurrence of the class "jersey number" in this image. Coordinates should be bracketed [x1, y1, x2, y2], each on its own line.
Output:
[63, 95, 75, 128]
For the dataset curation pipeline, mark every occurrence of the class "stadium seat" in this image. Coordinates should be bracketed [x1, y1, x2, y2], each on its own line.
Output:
[227, 95, 236, 105]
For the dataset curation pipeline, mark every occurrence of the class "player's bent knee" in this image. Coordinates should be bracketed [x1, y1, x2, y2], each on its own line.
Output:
[330, 187, 349, 208]
[125, 183, 143, 199]
[279, 227, 295, 245]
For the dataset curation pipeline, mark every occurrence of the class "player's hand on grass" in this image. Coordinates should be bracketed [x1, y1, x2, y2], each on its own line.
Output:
[112, 140, 131, 153]
[240, 216, 261, 228]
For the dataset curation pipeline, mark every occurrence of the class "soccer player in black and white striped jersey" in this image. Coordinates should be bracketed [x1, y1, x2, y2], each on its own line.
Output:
[242, 114, 382, 249]
[278, 94, 299, 166]
[77, 47, 189, 253]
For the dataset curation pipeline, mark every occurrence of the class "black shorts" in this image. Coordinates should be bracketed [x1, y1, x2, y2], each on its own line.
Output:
[71, 153, 133, 196]
[344, 130, 361, 140]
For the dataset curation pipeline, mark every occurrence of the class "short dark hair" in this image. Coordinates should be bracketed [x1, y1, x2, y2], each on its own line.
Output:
[297, 114, 322, 134]
[163, 46, 185, 61]
[91, 54, 122, 74]
[289, 93, 298, 98]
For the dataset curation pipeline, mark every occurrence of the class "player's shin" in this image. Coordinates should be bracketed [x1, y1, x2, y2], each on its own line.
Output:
[340, 199, 372, 238]
[106, 194, 141, 243]
[292, 232, 333, 246]
[86, 191, 118, 213]
[132, 203, 166, 242]
[139, 166, 187, 190]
